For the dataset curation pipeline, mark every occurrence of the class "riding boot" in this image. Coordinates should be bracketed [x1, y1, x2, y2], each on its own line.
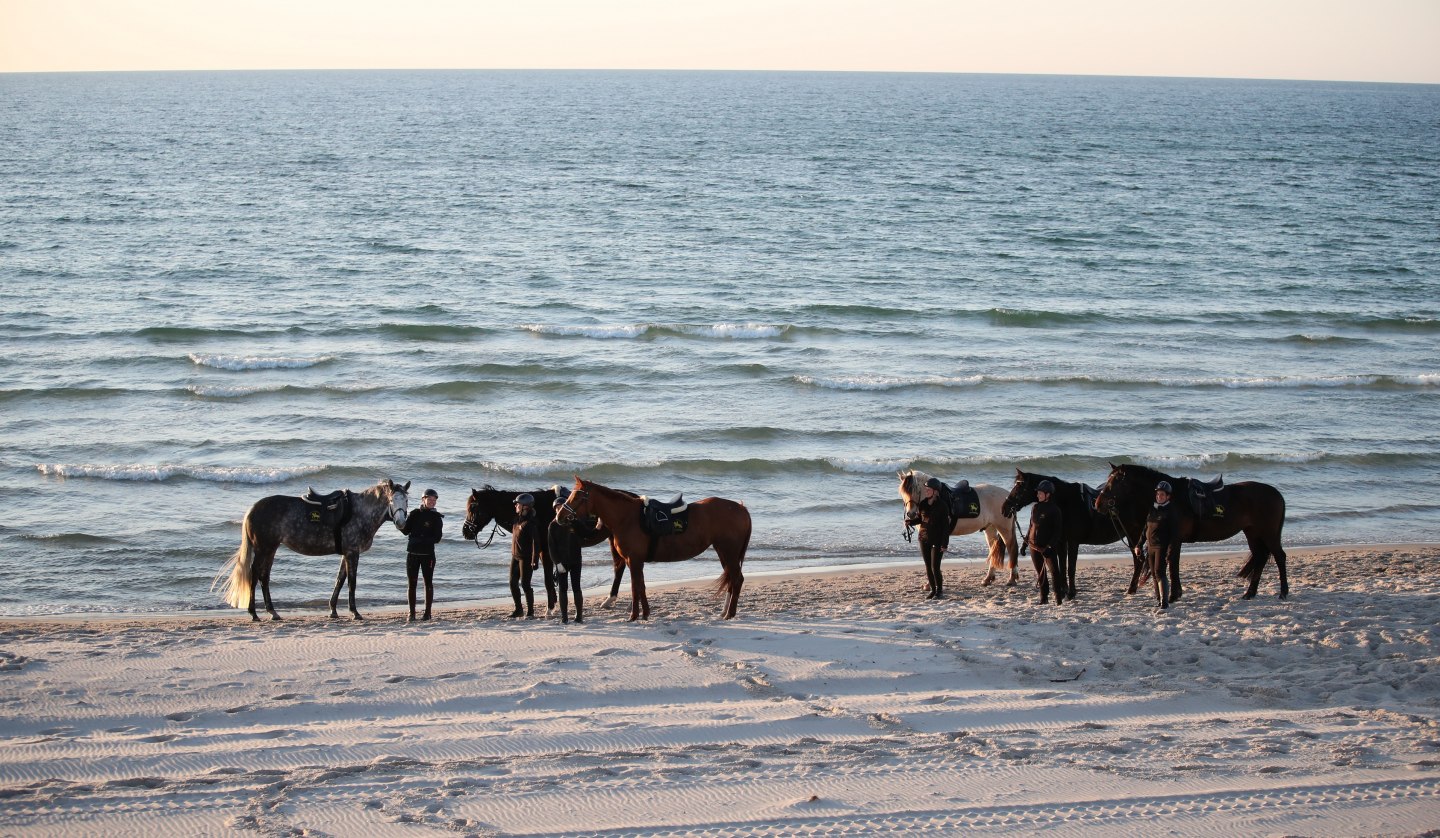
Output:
[525, 589, 535, 619]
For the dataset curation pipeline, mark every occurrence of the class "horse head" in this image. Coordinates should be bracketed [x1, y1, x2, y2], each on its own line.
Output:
[1002, 469, 1037, 518]
[461, 485, 498, 540]
[1094, 462, 1130, 514]
[896, 469, 923, 518]
[386, 479, 411, 528]
[555, 476, 591, 524]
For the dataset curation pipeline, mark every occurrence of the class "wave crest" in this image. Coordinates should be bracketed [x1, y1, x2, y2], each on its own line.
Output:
[189, 353, 333, 371]
[37, 463, 325, 484]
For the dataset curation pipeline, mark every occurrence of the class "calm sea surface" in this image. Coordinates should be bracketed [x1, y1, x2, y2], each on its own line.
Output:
[1, 70, 1437, 616]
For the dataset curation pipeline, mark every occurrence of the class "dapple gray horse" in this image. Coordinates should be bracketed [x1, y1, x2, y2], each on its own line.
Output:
[214, 479, 410, 621]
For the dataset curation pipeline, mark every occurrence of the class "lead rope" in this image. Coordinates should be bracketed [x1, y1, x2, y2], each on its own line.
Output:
[471, 519, 507, 550]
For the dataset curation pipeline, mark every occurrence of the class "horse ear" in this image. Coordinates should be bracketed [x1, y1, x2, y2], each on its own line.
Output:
[1015, 468, 1023, 477]
[403, 480, 411, 491]
[1108, 462, 1116, 470]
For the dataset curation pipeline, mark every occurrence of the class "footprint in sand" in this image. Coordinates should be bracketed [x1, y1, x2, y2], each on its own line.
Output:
[138, 733, 178, 743]
[224, 704, 254, 715]
[164, 712, 194, 722]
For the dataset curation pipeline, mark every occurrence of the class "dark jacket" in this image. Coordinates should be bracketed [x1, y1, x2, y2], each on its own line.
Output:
[1144, 501, 1182, 564]
[1027, 498, 1063, 555]
[512, 510, 540, 567]
[400, 507, 443, 555]
[915, 493, 951, 547]
[547, 518, 583, 574]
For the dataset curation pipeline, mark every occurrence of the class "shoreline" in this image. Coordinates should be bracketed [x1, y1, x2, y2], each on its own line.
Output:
[3, 541, 1436, 627]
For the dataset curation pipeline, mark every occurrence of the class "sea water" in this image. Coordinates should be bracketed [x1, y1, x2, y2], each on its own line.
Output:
[1, 70, 1437, 616]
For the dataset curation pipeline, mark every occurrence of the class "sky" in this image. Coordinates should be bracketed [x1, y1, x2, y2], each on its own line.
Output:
[2, 0, 1438, 83]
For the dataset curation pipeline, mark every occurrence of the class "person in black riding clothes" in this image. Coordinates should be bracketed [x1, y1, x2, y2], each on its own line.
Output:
[547, 485, 592, 624]
[399, 488, 443, 622]
[907, 477, 952, 600]
[1026, 480, 1065, 603]
[1144, 480, 1182, 606]
[510, 493, 540, 618]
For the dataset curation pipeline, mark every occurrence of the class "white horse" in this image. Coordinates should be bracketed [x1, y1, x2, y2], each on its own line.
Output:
[897, 469, 1021, 586]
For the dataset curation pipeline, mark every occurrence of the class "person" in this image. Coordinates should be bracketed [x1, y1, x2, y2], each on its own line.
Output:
[1144, 480, 1182, 606]
[906, 477, 952, 599]
[546, 485, 591, 624]
[1026, 479, 1065, 603]
[398, 488, 443, 622]
[509, 493, 540, 618]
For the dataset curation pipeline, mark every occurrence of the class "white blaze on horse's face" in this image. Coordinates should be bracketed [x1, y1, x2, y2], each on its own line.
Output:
[390, 487, 409, 527]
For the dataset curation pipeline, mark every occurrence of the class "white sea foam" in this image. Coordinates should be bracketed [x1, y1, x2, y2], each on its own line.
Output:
[689, 323, 788, 339]
[37, 463, 324, 484]
[188, 353, 333, 371]
[826, 457, 914, 474]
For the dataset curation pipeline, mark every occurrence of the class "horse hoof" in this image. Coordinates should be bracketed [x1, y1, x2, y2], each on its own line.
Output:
[1242, 592, 1256, 600]
[1170, 591, 1183, 602]
[250, 615, 261, 623]
[601, 597, 616, 609]
[328, 612, 339, 620]
[981, 577, 994, 587]
[270, 614, 282, 621]
[352, 613, 364, 621]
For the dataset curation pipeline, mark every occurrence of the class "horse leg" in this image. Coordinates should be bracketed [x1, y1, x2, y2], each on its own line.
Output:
[603, 546, 624, 609]
[1240, 530, 1269, 600]
[980, 529, 997, 586]
[346, 552, 362, 619]
[541, 554, 558, 616]
[722, 555, 745, 620]
[1167, 549, 1182, 602]
[1127, 549, 1142, 595]
[1273, 540, 1289, 600]
[628, 560, 644, 622]
[1049, 552, 1066, 605]
[259, 568, 281, 621]
[1066, 543, 1079, 602]
[329, 556, 347, 619]
[1152, 553, 1168, 609]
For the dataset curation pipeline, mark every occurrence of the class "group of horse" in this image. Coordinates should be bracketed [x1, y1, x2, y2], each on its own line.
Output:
[213, 463, 1288, 624]
[214, 477, 751, 623]
[897, 464, 1289, 608]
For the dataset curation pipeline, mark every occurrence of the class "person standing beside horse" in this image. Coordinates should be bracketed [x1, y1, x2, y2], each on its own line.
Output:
[1144, 480, 1182, 608]
[547, 485, 591, 624]
[1026, 480, 1067, 604]
[399, 488, 443, 622]
[906, 477, 953, 599]
[510, 493, 540, 618]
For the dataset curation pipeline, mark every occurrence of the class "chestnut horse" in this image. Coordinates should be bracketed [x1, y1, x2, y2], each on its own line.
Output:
[1094, 463, 1289, 601]
[556, 477, 751, 621]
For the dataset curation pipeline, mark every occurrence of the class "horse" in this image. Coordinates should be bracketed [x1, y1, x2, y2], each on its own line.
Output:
[1001, 469, 1128, 603]
[556, 477, 751, 621]
[896, 470, 1021, 587]
[214, 479, 411, 621]
[460, 485, 630, 611]
[1094, 463, 1289, 601]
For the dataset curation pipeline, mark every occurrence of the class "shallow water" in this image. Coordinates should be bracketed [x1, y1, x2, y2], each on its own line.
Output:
[1, 70, 1437, 615]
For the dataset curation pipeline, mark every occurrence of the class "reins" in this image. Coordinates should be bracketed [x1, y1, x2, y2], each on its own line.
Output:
[468, 518, 507, 550]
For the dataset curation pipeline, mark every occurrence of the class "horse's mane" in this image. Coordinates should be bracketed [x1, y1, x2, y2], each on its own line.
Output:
[579, 478, 639, 506]
[901, 469, 931, 503]
[1116, 463, 1175, 483]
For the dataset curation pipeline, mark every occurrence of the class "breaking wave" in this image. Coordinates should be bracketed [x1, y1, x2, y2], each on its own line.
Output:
[188, 353, 334, 370]
[37, 463, 326, 484]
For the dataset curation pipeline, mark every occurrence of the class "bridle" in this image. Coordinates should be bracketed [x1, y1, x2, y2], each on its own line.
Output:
[556, 488, 589, 523]
[386, 489, 409, 526]
[464, 500, 507, 550]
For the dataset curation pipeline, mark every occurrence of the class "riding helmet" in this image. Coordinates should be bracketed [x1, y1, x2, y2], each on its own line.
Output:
[553, 485, 571, 501]
[925, 477, 943, 491]
[1155, 481, 1172, 494]
[423, 488, 438, 498]
[515, 493, 535, 507]
[1037, 480, 1055, 494]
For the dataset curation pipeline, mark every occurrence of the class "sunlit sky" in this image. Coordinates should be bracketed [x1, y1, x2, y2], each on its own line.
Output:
[3, 0, 1438, 83]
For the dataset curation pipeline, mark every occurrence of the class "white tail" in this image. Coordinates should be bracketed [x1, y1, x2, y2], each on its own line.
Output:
[212, 515, 255, 609]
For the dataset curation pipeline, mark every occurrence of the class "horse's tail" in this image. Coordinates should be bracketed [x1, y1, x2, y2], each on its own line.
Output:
[212, 514, 256, 609]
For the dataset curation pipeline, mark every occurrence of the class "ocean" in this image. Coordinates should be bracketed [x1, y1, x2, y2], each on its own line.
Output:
[1, 70, 1437, 617]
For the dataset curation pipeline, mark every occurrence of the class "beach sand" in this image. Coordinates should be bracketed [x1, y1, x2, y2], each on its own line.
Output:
[1, 545, 1437, 836]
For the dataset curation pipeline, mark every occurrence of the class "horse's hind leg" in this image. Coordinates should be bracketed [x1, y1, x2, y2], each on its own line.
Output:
[628, 561, 645, 622]
[1274, 541, 1289, 599]
[329, 554, 362, 620]
[254, 548, 278, 621]
[1240, 531, 1270, 600]
[603, 546, 625, 609]
[1065, 543, 1079, 602]
[1127, 550, 1142, 595]
[721, 555, 745, 620]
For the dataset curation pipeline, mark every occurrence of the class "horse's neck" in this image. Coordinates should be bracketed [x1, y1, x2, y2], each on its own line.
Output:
[354, 488, 389, 530]
[487, 494, 517, 527]
[588, 485, 637, 519]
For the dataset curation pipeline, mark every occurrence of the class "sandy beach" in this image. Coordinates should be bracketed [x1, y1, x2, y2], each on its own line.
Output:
[1, 545, 1437, 836]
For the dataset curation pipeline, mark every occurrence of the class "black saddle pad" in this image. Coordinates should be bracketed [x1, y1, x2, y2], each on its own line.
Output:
[1187, 476, 1228, 519]
[640, 495, 690, 536]
[299, 488, 353, 553]
[1079, 483, 1101, 515]
[949, 484, 981, 519]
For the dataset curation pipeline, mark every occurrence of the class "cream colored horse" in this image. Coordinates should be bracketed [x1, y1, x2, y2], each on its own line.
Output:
[896, 469, 1021, 586]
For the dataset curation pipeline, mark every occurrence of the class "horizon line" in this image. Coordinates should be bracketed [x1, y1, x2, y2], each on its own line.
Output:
[2, 67, 1437, 86]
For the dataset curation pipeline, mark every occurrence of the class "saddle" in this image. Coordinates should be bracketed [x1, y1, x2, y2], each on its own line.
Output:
[300, 488, 353, 554]
[639, 494, 690, 537]
[1079, 483, 1101, 517]
[948, 483, 981, 520]
[1186, 476, 1227, 519]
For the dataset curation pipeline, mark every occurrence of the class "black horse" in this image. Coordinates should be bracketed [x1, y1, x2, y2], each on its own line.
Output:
[1001, 469, 1128, 602]
[1094, 463, 1289, 601]
[461, 485, 628, 610]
